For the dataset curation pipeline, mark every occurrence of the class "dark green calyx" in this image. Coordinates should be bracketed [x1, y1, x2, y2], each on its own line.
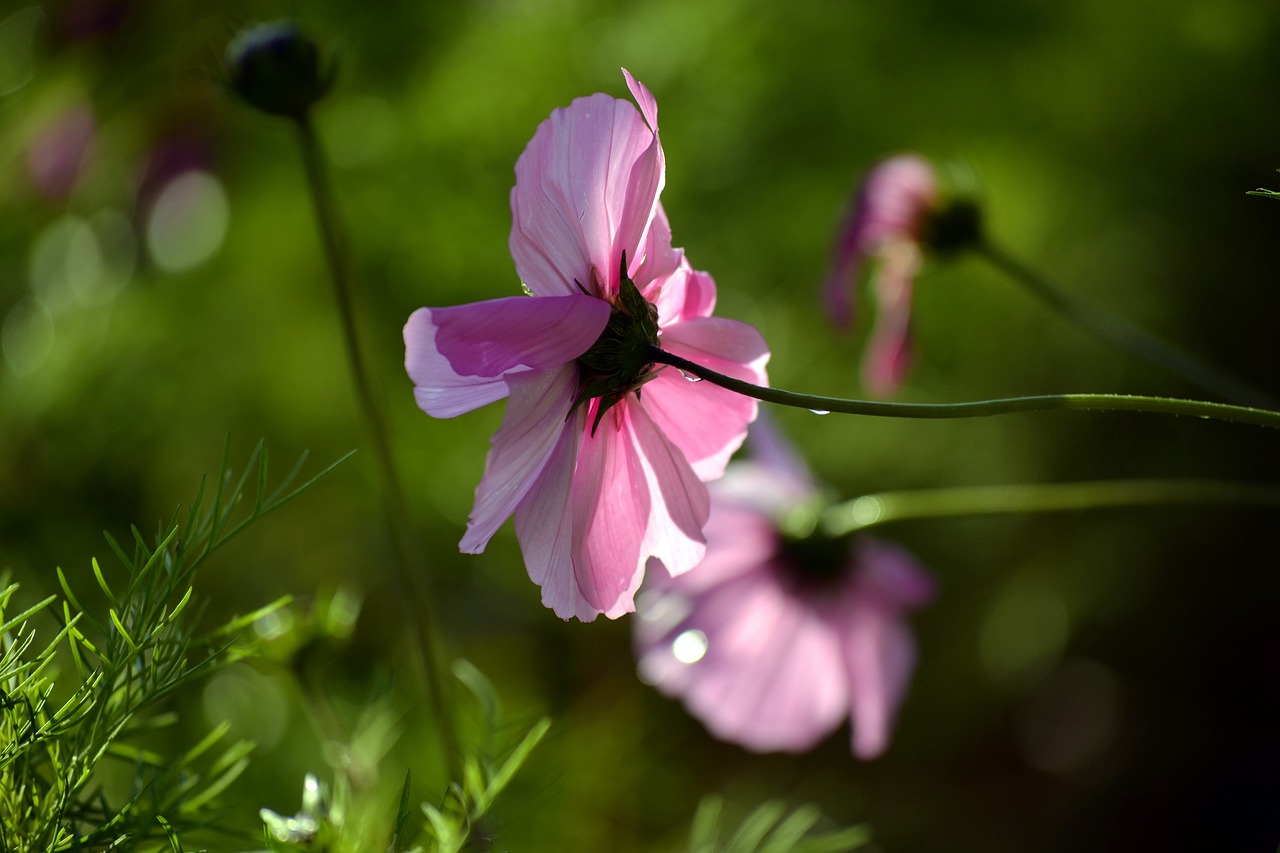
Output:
[574, 255, 662, 433]
[924, 198, 983, 255]
[775, 529, 853, 593]
[225, 21, 335, 120]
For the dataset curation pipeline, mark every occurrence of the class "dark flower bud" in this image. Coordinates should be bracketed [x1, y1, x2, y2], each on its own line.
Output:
[224, 21, 334, 120]
[923, 197, 983, 255]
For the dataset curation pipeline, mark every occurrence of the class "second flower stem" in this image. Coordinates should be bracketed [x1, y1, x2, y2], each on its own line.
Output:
[976, 239, 1278, 409]
[821, 478, 1280, 536]
[294, 114, 460, 782]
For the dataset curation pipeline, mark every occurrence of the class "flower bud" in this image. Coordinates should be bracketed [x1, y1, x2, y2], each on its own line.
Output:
[923, 197, 983, 255]
[224, 21, 334, 120]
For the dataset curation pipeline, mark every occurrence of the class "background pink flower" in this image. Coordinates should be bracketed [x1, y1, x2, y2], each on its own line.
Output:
[634, 423, 935, 757]
[404, 71, 769, 621]
[822, 154, 938, 397]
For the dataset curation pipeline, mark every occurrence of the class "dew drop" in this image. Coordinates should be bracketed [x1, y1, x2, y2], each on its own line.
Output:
[680, 370, 703, 382]
[808, 408, 830, 415]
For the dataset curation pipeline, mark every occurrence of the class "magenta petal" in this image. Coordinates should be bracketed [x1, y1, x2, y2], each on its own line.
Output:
[405, 307, 508, 418]
[630, 401, 709, 580]
[571, 408, 651, 615]
[459, 366, 578, 554]
[434, 295, 610, 377]
[404, 296, 609, 418]
[510, 84, 663, 298]
[644, 317, 769, 479]
[513, 403, 603, 622]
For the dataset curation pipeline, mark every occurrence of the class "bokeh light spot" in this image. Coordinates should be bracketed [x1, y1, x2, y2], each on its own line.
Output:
[146, 170, 229, 272]
[31, 216, 101, 309]
[0, 7, 43, 96]
[672, 629, 708, 664]
[3, 298, 54, 376]
[1018, 658, 1122, 773]
[980, 571, 1069, 681]
[849, 496, 884, 527]
[202, 663, 288, 749]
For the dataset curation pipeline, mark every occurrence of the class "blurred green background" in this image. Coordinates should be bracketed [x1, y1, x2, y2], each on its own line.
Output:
[2, 0, 1279, 850]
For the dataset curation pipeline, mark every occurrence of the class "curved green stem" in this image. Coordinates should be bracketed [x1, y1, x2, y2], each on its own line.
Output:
[976, 240, 1278, 409]
[645, 345, 1280, 430]
[822, 479, 1280, 536]
[294, 115, 461, 782]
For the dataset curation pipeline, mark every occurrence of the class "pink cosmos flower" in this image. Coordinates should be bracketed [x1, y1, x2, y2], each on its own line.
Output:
[633, 421, 935, 758]
[822, 154, 938, 397]
[404, 70, 769, 621]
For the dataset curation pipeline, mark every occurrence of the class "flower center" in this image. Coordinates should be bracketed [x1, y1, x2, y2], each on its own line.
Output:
[774, 529, 852, 594]
[573, 254, 661, 433]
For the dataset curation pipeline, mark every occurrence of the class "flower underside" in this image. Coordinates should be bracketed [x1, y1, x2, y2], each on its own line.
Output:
[572, 252, 661, 433]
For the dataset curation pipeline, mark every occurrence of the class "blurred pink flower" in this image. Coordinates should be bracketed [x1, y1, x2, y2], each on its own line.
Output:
[405, 70, 769, 621]
[823, 154, 938, 396]
[634, 422, 934, 757]
[26, 105, 96, 200]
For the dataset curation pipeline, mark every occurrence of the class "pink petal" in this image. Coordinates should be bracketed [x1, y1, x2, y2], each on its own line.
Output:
[632, 203, 683, 294]
[677, 267, 718, 321]
[459, 366, 579, 553]
[630, 401, 710, 580]
[853, 538, 938, 609]
[510, 82, 664, 299]
[404, 296, 609, 418]
[823, 154, 937, 329]
[738, 412, 819, 504]
[643, 317, 769, 479]
[860, 242, 919, 397]
[623, 67, 659, 132]
[821, 244, 865, 330]
[653, 499, 781, 594]
[839, 605, 918, 760]
[637, 565, 848, 753]
[571, 406, 651, 615]
[648, 258, 718, 328]
[837, 538, 935, 758]
[513, 403, 603, 622]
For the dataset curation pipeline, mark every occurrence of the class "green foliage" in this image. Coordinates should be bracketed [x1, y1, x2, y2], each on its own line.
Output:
[260, 660, 550, 853]
[0, 441, 348, 852]
[687, 797, 872, 853]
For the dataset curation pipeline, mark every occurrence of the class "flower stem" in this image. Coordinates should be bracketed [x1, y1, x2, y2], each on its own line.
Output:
[822, 478, 1280, 536]
[975, 239, 1278, 409]
[644, 345, 1280, 429]
[293, 114, 461, 781]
